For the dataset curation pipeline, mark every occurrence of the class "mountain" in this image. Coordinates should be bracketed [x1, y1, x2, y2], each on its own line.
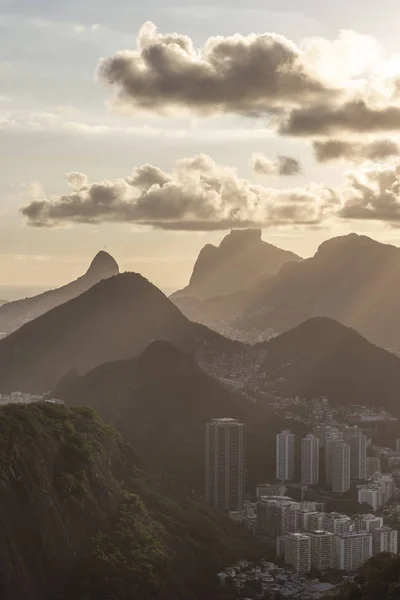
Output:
[57, 341, 255, 489]
[0, 402, 256, 600]
[182, 233, 400, 348]
[0, 299, 7, 307]
[0, 251, 119, 335]
[261, 317, 400, 410]
[0, 272, 246, 394]
[171, 229, 301, 301]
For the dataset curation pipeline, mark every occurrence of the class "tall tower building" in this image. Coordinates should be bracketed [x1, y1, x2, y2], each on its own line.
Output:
[325, 430, 343, 485]
[284, 533, 311, 574]
[347, 432, 367, 480]
[301, 434, 320, 485]
[332, 441, 351, 493]
[205, 418, 245, 512]
[396, 438, 400, 453]
[276, 430, 295, 481]
[309, 531, 336, 571]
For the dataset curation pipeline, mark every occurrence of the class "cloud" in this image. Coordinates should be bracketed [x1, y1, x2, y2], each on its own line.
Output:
[250, 153, 302, 175]
[280, 101, 400, 136]
[340, 162, 400, 223]
[313, 139, 400, 163]
[20, 154, 335, 230]
[97, 21, 337, 117]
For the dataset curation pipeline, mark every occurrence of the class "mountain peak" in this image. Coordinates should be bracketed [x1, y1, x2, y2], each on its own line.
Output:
[219, 228, 262, 247]
[317, 233, 398, 256]
[86, 251, 119, 278]
[172, 229, 301, 301]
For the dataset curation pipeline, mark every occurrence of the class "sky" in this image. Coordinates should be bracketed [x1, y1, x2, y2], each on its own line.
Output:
[3, 0, 400, 294]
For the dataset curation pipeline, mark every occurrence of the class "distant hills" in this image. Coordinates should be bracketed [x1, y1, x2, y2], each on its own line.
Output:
[1, 266, 400, 416]
[0, 250, 119, 335]
[172, 228, 301, 301]
[174, 233, 400, 349]
[0, 272, 242, 393]
[57, 340, 252, 489]
[261, 317, 400, 408]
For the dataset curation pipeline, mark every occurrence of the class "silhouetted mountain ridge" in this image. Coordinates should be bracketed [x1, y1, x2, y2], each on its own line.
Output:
[58, 340, 251, 489]
[0, 272, 241, 393]
[262, 316, 400, 409]
[0, 251, 119, 335]
[179, 233, 400, 348]
[172, 228, 301, 301]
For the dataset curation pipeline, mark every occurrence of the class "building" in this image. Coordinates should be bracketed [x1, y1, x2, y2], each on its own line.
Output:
[256, 483, 286, 499]
[332, 441, 351, 493]
[325, 431, 343, 485]
[354, 514, 383, 532]
[276, 430, 295, 481]
[396, 438, 400, 453]
[335, 532, 372, 571]
[372, 527, 398, 555]
[256, 497, 300, 538]
[313, 426, 326, 448]
[323, 513, 352, 535]
[366, 457, 381, 478]
[284, 532, 311, 574]
[358, 474, 395, 511]
[308, 512, 326, 532]
[301, 434, 320, 485]
[358, 486, 380, 511]
[309, 531, 336, 571]
[347, 432, 367, 480]
[205, 418, 245, 512]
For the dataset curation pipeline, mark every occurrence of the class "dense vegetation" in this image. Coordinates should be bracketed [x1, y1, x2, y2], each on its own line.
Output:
[336, 553, 400, 600]
[0, 403, 258, 600]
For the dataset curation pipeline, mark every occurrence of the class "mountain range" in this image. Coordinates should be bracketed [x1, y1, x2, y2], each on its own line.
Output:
[172, 228, 301, 301]
[0, 250, 119, 335]
[172, 232, 400, 349]
[0, 271, 243, 393]
[1, 267, 400, 416]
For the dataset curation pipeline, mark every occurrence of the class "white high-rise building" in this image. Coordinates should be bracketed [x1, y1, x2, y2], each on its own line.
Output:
[347, 432, 367, 480]
[335, 532, 372, 571]
[301, 434, 320, 485]
[276, 430, 295, 481]
[309, 531, 336, 571]
[358, 486, 380, 511]
[372, 527, 398, 555]
[205, 418, 245, 512]
[332, 441, 351, 493]
[366, 457, 381, 478]
[307, 512, 326, 532]
[323, 513, 352, 535]
[325, 431, 343, 485]
[355, 514, 383, 533]
[313, 426, 326, 448]
[284, 532, 311, 574]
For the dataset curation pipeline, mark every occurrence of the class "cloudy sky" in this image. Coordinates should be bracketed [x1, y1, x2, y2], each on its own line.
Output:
[3, 0, 400, 293]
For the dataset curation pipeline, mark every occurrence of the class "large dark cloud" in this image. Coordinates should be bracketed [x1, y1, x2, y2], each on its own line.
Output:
[250, 153, 302, 175]
[280, 101, 400, 136]
[98, 21, 335, 116]
[313, 139, 400, 163]
[20, 154, 334, 230]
